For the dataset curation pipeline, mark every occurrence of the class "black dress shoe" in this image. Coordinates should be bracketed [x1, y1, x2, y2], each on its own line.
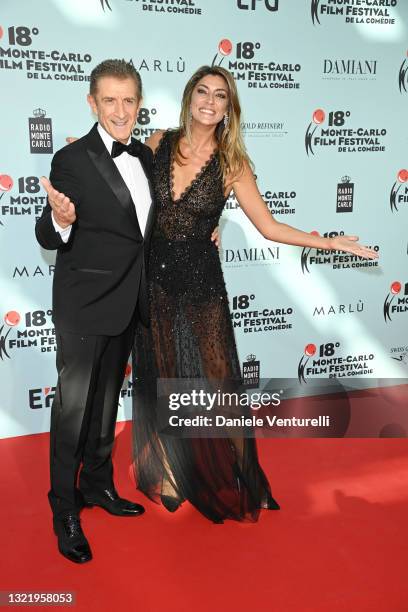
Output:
[53, 513, 92, 564]
[81, 487, 145, 517]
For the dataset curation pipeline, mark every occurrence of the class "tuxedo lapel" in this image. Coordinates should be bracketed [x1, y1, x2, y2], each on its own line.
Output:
[85, 125, 141, 235]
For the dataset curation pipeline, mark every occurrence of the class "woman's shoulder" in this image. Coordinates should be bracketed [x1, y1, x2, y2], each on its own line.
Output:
[145, 128, 179, 154]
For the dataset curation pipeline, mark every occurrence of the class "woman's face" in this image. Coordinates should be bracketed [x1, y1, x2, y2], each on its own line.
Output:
[190, 74, 229, 128]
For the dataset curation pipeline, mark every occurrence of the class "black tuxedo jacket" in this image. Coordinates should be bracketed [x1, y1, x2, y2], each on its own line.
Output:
[35, 124, 155, 335]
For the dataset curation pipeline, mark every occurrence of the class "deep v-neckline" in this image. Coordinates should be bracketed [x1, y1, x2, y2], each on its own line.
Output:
[169, 145, 217, 204]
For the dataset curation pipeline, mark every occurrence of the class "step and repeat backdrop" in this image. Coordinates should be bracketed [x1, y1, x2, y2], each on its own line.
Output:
[1, 0, 408, 439]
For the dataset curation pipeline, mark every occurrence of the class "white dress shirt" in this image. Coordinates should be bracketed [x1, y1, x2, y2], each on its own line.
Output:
[52, 123, 152, 240]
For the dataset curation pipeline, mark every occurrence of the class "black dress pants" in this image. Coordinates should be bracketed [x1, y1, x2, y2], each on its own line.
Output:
[48, 316, 136, 518]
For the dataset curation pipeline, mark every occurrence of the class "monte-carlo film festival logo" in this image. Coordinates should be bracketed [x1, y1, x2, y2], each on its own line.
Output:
[211, 37, 302, 91]
[398, 50, 408, 93]
[311, 0, 399, 27]
[389, 169, 408, 213]
[298, 341, 374, 383]
[383, 281, 408, 323]
[0, 309, 55, 360]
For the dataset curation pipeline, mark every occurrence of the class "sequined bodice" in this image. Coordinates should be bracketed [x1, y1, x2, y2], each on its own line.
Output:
[152, 130, 226, 241]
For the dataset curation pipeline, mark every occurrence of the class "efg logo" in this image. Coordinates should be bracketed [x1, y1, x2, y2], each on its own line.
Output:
[29, 387, 55, 410]
[398, 51, 408, 93]
[29, 108, 53, 154]
[212, 38, 302, 91]
[301, 230, 379, 273]
[389, 169, 408, 213]
[383, 281, 408, 323]
[311, 0, 398, 27]
[336, 176, 354, 213]
[298, 341, 374, 383]
[305, 108, 386, 156]
[237, 0, 279, 11]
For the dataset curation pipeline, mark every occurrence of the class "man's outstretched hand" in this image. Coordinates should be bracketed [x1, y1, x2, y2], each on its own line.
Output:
[40, 177, 76, 228]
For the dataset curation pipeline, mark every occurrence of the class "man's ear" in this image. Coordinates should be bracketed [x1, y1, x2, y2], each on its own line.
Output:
[87, 93, 97, 115]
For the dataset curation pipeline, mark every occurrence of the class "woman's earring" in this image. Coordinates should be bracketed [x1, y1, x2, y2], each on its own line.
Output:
[188, 109, 193, 124]
[223, 113, 229, 130]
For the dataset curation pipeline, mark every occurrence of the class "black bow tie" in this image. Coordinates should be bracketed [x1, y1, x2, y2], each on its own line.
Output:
[111, 140, 141, 159]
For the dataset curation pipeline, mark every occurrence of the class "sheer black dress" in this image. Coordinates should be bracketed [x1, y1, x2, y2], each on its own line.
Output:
[132, 130, 278, 522]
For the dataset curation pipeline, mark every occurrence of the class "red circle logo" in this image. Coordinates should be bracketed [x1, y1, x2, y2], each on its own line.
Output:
[305, 343, 316, 357]
[0, 27, 3, 40]
[124, 363, 132, 377]
[397, 169, 408, 183]
[312, 109, 325, 125]
[218, 39, 233, 56]
[391, 281, 401, 295]
[0, 174, 13, 192]
[4, 311, 20, 327]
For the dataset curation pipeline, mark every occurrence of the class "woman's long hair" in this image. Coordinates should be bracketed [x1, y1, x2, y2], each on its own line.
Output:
[174, 65, 252, 182]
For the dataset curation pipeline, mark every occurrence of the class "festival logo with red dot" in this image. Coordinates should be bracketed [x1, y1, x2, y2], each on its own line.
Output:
[0, 309, 55, 361]
[298, 341, 375, 383]
[211, 37, 302, 91]
[389, 169, 408, 212]
[383, 281, 408, 323]
[305, 107, 387, 156]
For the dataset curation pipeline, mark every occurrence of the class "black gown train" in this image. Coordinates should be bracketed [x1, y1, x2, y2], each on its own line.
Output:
[132, 130, 276, 523]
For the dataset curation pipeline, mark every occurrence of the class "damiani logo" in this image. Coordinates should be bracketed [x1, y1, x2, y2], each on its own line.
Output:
[383, 281, 408, 322]
[398, 51, 408, 93]
[389, 169, 408, 212]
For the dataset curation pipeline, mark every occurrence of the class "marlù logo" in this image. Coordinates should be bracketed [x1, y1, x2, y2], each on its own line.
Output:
[212, 38, 301, 91]
[29, 108, 53, 154]
[305, 108, 386, 156]
[0, 174, 47, 224]
[243, 354, 260, 389]
[0, 309, 56, 361]
[222, 245, 280, 268]
[383, 281, 408, 323]
[298, 341, 374, 383]
[323, 58, 377, 80]
[389, 169, 408, 212]
[311, 0, 398, 27]
[29, 386, 55, 410]
[231, 293, 294, 334]
[398, 51, 408, 93]
[336, 176, 354, 213]
[300, 230, 379, 274]
[313, 300, 364, 317]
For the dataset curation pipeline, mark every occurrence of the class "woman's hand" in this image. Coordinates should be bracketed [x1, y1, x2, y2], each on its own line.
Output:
[211, 226, 221, 248]
[328, 235, 378, 259]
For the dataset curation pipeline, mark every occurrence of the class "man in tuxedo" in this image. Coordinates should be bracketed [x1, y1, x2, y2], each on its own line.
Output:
[35, 59, 155, 563]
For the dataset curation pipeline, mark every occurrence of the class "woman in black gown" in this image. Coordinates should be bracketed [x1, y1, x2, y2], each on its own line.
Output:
[132, 65, 378, 523]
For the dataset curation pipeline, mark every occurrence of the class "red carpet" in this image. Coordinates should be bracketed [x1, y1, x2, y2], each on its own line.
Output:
[1, 423, 408, 611]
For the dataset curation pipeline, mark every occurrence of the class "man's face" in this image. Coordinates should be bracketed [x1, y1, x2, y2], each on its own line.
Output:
[87, 75, 141, 144]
